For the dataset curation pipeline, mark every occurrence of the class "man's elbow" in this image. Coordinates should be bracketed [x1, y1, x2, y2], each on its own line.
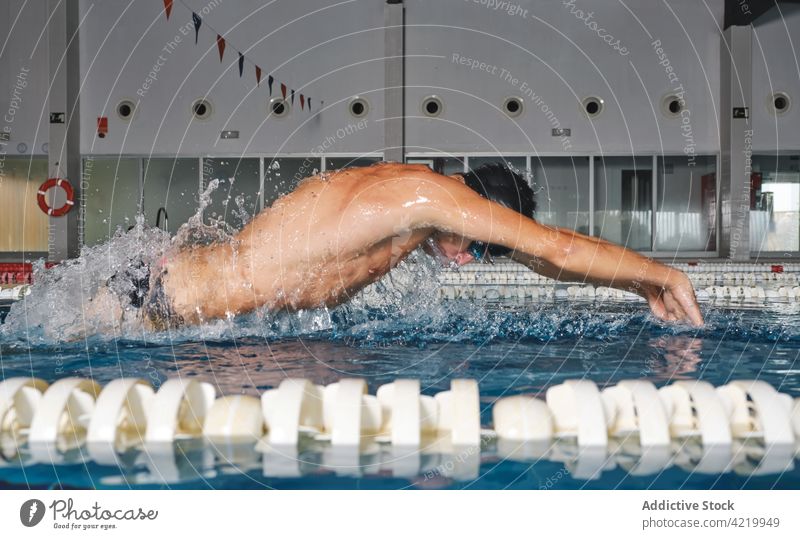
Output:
[541, 228, 581, 269]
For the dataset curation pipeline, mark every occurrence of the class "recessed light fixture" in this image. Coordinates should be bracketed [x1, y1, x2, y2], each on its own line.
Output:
[421, 95, 444, 117]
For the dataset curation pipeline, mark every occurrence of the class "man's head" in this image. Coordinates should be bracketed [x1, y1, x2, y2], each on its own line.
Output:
[428, 162, 536, 266]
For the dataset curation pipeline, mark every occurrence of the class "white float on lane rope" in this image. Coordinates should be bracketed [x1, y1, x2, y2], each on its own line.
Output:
[28, 377, 101, 443]
[435, 379, 481, 447]
[0, 377, 49, 433]
[145, 378, 216, 443]
[261, 378, 324, 446]
[87, 378, 154, 444]
[546, 379, 613, 447]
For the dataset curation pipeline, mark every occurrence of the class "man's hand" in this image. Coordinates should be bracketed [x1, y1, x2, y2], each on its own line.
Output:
[637, 269, 704, 327]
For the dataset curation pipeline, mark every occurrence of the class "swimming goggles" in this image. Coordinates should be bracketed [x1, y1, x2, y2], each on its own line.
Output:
[467, 241, 495, 264]
[425, 237, 494, 267]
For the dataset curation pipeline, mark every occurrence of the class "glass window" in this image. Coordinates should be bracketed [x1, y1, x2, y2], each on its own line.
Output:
[435, 156, 466, 176]
[529, 156, 590, 234]
[142, 158, 199, 235]
[264, 157, 319, 207]
[750, 154, 800, 254]
[0, 157, 49, 252]
[594, 156, 653, 250]
[325, 156, 382, 170]
[83, 157, 141, 246]
[655, 155, 717, 252]
[407, 156, 465, 176]
[202, 158, 261, 230]
[468, 156, 527, 175]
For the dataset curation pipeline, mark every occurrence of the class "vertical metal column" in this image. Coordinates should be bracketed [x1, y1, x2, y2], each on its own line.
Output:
[718, 26, 752, 260]
[384, 1, 405, 163]
[588, 155, 595, 237]
[258, 157, 265, 211]
[651, 154, 658, 252]
[47, 0, 81, 260]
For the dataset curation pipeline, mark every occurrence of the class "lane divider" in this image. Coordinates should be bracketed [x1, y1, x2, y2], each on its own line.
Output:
[2, 376, 798, 449]
[1, 376, 799, 481]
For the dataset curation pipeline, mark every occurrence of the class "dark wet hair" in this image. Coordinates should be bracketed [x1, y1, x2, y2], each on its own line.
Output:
[462, 162, 536, 258]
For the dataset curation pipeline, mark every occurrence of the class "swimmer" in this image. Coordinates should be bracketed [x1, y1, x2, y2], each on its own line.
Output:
[110, 161, 703, 330]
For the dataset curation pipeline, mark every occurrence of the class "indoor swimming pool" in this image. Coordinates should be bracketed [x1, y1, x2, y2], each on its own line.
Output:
[1, 298, 799, 490]
[4, 0, 800, 532]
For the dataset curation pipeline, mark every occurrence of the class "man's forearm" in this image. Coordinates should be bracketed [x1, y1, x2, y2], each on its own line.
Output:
[513, 225, 675, 292]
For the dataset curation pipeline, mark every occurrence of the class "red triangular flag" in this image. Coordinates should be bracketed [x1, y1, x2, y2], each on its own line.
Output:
[280, 83, 287, 99]
[300, 94, 305, 110]
[255, 66, 262, 85]
[163, 0, 173, 20]
[216, 35, 226, 61]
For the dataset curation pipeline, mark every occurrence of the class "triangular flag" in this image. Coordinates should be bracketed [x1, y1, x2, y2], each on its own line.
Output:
[238, 52, 244, 77]
[280, 83, 287, 99]
[192, 13, 201, 44]
[268, 75, 274, 95]
[255, 66, 262, 85]
[163, 0, 173, 20]
[300, 94, 305, 110]
[217, 35, 226, 61]
[291, 89, 295, 105]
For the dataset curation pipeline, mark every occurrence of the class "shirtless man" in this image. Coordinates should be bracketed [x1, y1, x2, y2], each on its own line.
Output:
[119, 161, 702, 330]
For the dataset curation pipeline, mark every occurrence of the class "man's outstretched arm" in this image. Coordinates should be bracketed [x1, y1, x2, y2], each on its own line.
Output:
[414, 173, 703, 326]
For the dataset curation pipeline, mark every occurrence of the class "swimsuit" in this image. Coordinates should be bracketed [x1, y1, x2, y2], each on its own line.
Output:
[141, 268, 185, 331]
[108, 260, 184, 331]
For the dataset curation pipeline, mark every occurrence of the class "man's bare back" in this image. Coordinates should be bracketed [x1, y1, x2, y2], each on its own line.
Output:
[159, 163, 437, 324]
[130, 161, 702, 330]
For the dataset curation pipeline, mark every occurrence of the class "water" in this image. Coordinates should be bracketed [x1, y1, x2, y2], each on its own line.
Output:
[1, 300, 800, 489]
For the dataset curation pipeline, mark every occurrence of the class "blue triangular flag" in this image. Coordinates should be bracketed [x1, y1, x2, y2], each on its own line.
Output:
[192, 13, 201, 44]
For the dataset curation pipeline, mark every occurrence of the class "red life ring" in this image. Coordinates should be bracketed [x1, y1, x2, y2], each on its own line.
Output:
[37, 178, 75, 217]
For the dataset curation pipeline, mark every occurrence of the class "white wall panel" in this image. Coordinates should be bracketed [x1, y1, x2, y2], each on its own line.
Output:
[78, 0, 385, 156]
[0, 0, 50, 157]
[8, 1, 800, 158]
[405, 0, 723, 155]
[752, 4, 800, 152]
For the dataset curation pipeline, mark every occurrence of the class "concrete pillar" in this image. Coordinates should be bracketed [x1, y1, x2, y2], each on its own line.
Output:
[718, 26, 752, 260]
[47, 0, 81, 260]
[384, 0, 405, 163]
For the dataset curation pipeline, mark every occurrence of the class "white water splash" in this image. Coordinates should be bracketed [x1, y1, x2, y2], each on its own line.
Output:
[0, 179, 234, 344]
[0, 174, 451, 346]
[1, 216, 171, 342]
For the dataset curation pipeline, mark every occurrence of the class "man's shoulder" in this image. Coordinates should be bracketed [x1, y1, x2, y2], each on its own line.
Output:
[339, 162, 446, 187]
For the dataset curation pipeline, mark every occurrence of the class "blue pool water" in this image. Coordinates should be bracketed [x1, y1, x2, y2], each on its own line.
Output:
[2, 300, 800, 490]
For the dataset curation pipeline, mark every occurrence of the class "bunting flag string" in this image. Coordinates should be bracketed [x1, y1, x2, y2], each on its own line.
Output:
[216, 34, 226, 61]
[162, 0, 317, 114]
